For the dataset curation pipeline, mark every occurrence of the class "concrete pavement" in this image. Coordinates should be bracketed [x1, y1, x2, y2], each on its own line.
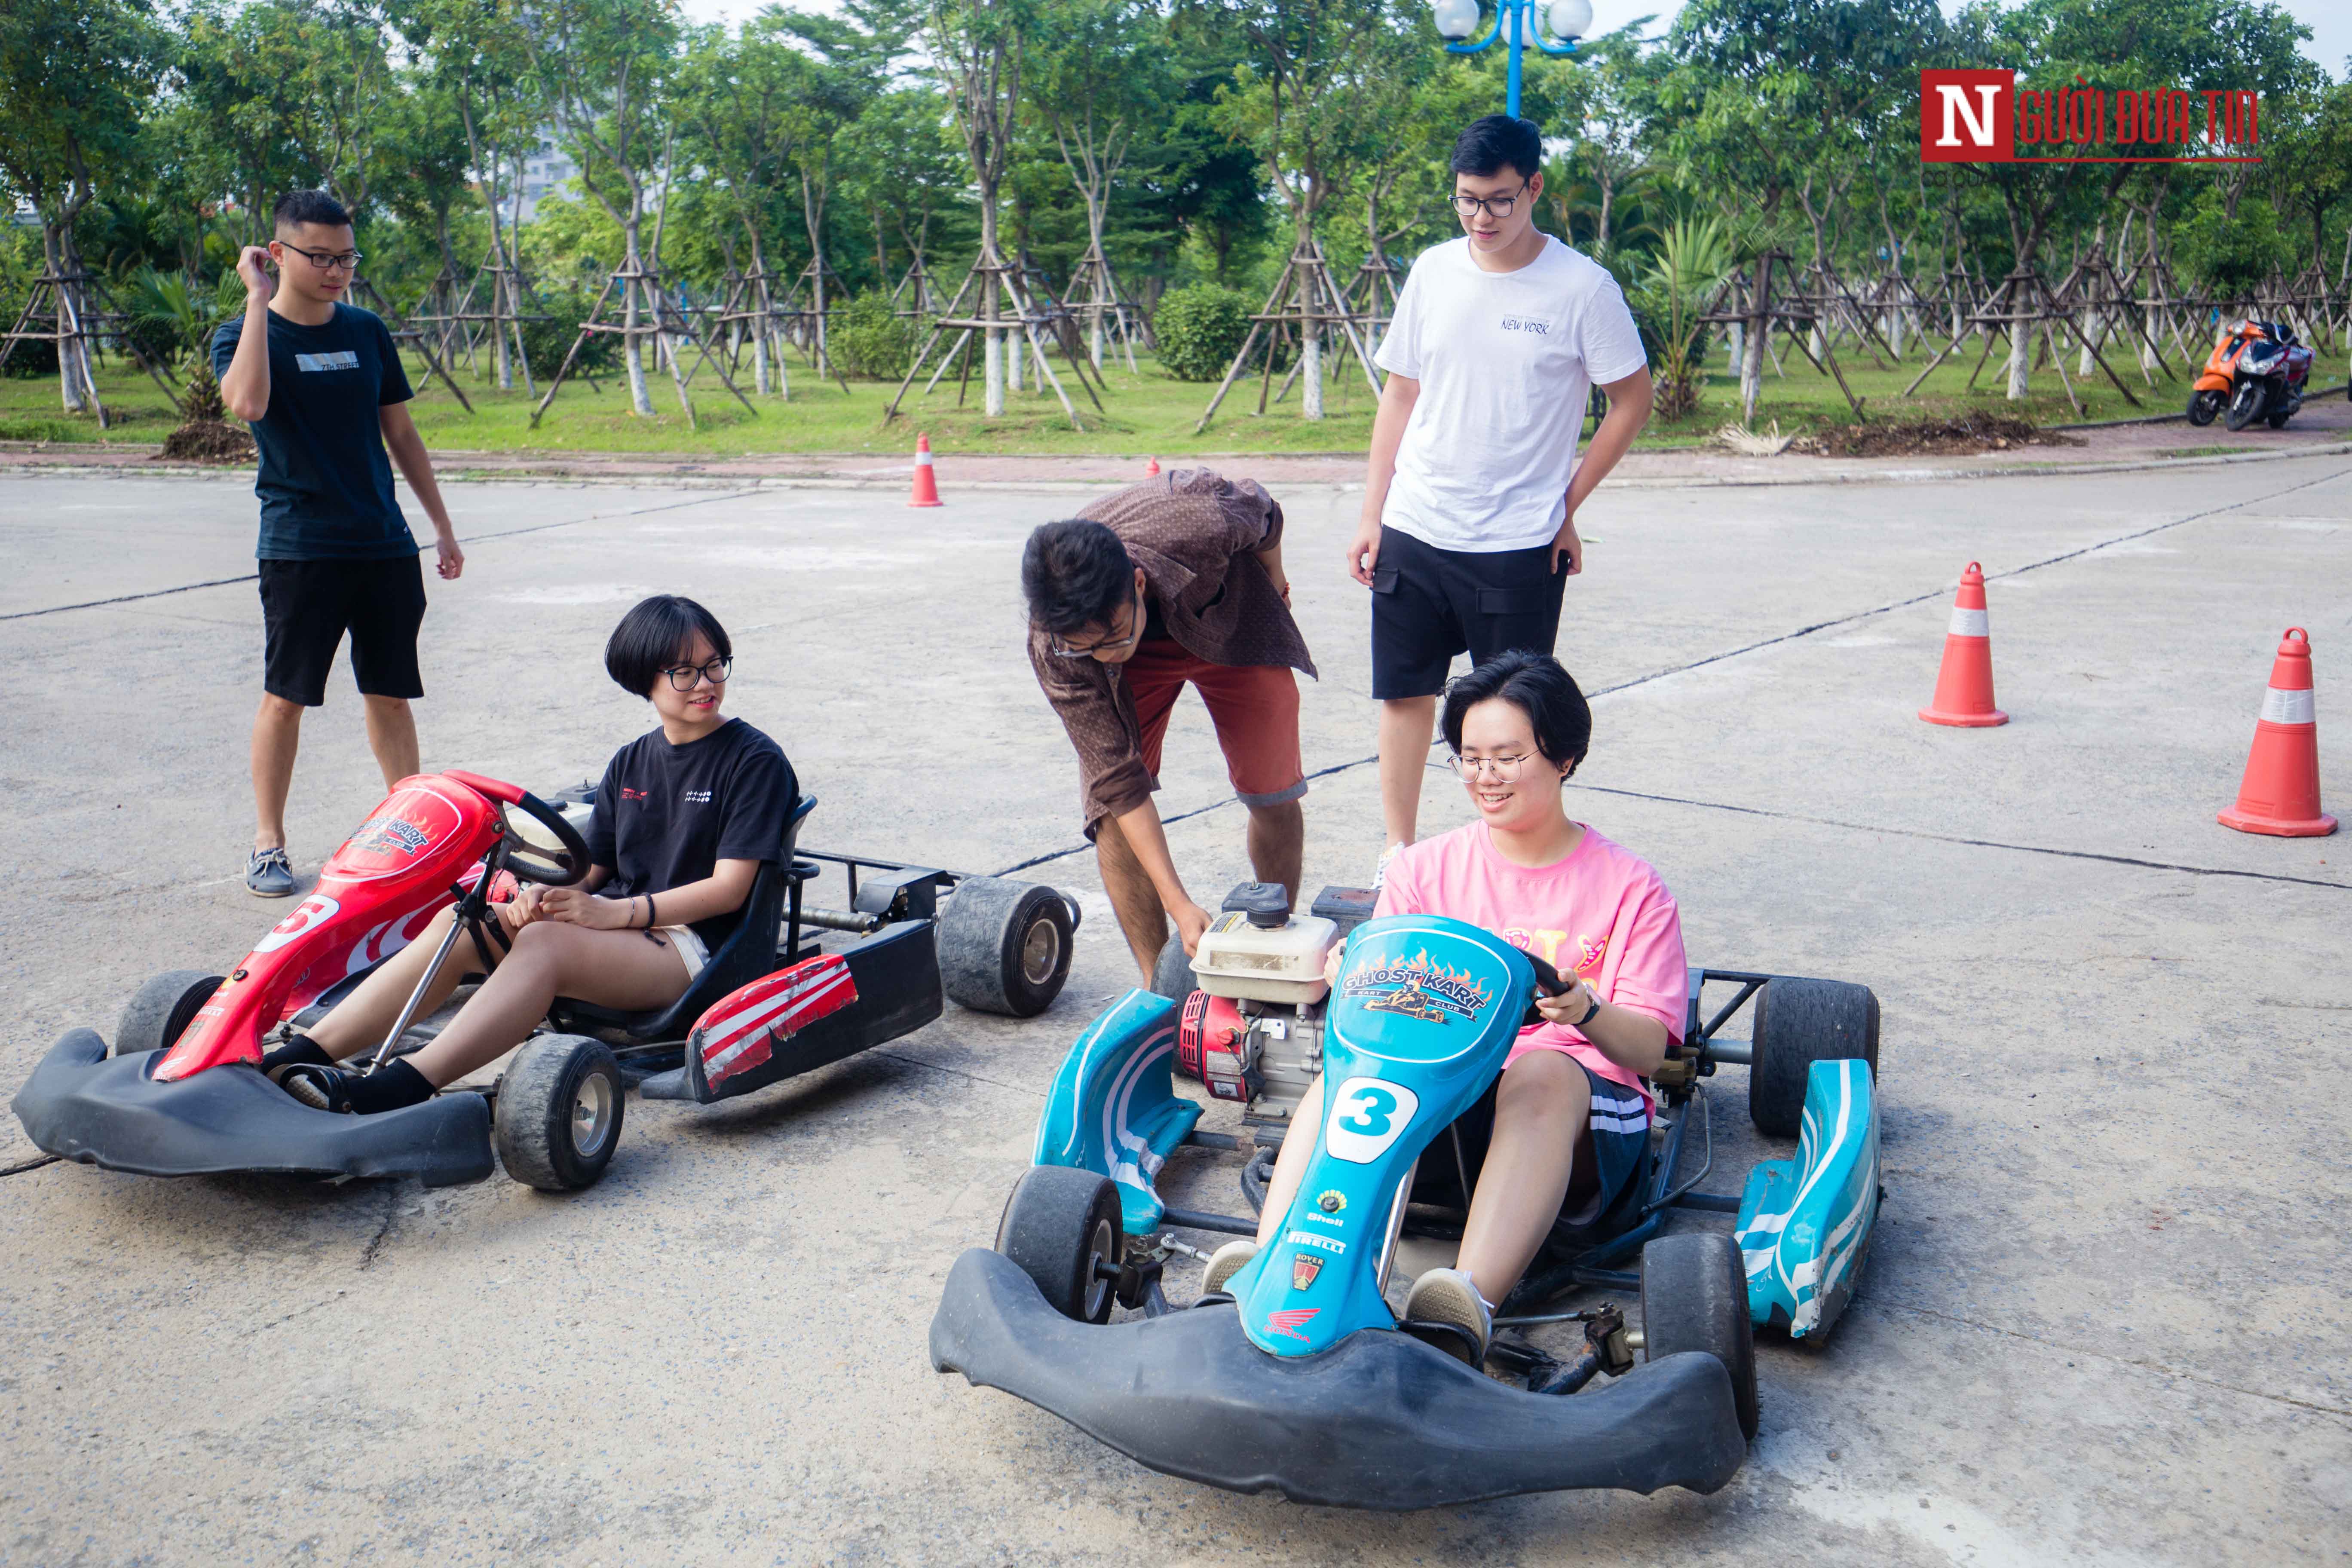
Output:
[0, 453, 2346, 1565]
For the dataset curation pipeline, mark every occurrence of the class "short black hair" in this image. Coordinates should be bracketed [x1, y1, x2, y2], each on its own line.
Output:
[1022, 519, 1136, 636]
[1450, 115, 1544, 184]
[605, 594, 731, 698]
[273, 190, 352, 233]
[1441, 650, 1591, 776]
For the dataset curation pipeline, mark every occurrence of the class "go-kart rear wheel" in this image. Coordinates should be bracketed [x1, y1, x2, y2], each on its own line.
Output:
[494, 1033, 624, 1191]
[1148, 931, 1195, 1002]
[994, 1164, 1124, 1324]
[113, 970, 224, 1057]
[1641, 1232, 1759, 1442]
[1749, 978, 1879, 1139]
[938, 876, 1075, 1017]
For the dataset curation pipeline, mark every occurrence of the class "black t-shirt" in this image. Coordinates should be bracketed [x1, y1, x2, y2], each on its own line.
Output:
[585, 718, 796, 950]
[210, 303, 416, 561]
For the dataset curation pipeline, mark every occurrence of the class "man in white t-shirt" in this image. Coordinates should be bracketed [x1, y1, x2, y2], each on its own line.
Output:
[1345, 115, 1653, 875]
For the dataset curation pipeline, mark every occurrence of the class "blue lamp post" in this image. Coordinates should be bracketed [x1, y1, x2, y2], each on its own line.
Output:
[1433, 0, 1593, 118]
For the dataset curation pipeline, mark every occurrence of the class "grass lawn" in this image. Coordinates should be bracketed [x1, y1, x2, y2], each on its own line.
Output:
[0, 337, 2208, 459]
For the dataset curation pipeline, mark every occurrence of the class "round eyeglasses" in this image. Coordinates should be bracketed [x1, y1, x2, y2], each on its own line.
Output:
[1447, 752, 1534, 782]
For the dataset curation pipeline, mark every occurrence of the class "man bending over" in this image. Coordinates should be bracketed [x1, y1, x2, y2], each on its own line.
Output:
[1022, 470, 1316, 981]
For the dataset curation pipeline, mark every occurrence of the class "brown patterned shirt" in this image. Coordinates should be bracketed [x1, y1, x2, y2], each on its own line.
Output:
[1028, 469, 1317, 833]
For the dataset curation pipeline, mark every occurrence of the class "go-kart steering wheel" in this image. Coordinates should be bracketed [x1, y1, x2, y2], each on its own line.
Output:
[1521, 953, 1571, 1028]
[499, 790, 592, 886]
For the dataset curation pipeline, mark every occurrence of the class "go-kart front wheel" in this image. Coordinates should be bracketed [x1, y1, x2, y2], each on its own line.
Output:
[1749, 978, 1878, 1138]
[113, 970, 224, 1057]
[1641, 1232, 1759, 1442]
[995, 1165, 1123, 1324]
[494, 1034, 624, 1191]
[939, 877, 1076, 1018]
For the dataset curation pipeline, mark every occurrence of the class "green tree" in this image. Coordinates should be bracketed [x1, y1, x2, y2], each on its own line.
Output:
[0, 0, 170, 414]
[521, 0, 680, 416]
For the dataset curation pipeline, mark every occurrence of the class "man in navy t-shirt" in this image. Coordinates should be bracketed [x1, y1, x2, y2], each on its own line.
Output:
[214, 190, 465, 896]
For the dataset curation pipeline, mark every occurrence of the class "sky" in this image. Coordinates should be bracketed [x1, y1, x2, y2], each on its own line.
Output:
[677, 0, 2352, 86]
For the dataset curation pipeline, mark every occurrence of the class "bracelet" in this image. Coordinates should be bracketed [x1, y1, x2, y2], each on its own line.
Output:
[1574, 993, 1602, 1029]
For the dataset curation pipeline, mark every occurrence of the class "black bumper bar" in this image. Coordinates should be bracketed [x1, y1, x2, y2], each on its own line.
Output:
[928, 1247, 1748, 1510]
[13, 1029, 494, 1188]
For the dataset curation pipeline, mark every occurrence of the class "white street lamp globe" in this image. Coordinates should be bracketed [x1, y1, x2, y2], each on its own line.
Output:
[1546, 0, 1593, 39]
[1433, 0, 1481, 41]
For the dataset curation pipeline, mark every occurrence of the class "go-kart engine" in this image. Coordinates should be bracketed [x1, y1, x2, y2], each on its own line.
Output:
[1171, 883, 1375, 1125]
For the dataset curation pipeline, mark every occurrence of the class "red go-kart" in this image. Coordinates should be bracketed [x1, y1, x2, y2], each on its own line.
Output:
[13, 769, 1078, 1191]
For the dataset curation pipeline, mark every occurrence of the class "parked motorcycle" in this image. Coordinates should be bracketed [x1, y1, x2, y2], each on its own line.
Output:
[2186, 319, 2315, 431]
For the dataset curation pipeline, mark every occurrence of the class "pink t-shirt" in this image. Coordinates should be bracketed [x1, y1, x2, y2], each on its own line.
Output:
[1374, 821, 1688, 1112]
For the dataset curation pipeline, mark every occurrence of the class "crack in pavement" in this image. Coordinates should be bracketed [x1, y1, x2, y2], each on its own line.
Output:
[0, 1154, 60, 1179]
[1568, 783, 2350, 891]
[1854, 1293, 2352, 1424]
[0, 489, 762, 622]
[992, 460, 2352, 882]
[356, 1182, 404, 1270]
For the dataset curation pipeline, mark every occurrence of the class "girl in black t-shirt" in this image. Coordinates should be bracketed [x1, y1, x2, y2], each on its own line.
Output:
[266, 596, 794, 1114]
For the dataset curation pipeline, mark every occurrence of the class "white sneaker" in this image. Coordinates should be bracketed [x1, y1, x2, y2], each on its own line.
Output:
[1403, 1266, 1492, 1364]
[1372, 842, 1405, 893]
[1201, 1239, 1260, 1295]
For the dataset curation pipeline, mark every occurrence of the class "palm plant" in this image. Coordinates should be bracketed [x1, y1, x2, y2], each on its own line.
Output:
[1638, 211, 1736, 421]
[122, 265, 240, 420]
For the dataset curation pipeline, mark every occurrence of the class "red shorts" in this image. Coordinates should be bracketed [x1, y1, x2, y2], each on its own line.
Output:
[1126, 639, 1306, 816]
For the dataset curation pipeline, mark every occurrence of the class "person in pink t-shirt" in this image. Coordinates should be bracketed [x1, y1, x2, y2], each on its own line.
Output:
[1201, 651, 1686, 1365]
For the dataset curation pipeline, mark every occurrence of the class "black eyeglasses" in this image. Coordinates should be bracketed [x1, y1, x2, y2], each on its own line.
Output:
[1048, 585, 1144, 659]
[660, 655, 733, 690]
[279, 244, 363, 271]
[1452, 186, 1528, 220]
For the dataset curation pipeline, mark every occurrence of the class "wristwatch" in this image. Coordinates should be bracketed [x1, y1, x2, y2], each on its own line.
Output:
[1574, 992, 1602, 1029]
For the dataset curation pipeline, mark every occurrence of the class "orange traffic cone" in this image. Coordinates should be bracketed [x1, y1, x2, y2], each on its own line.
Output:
[2218, 627, 2335, 837]
[1919, 561, 2008, 727]
[908, 434, 943, 508]
[1145, 456, 1161, 477]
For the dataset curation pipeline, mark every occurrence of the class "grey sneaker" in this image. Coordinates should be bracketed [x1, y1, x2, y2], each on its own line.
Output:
[1403, 1266, 1492, 1365]
[246, 846, 295, 897]
[1201, 1239, 1260, 1295]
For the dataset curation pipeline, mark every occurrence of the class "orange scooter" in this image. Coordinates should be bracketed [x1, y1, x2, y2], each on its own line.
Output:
[2187, 318, 2314, 431]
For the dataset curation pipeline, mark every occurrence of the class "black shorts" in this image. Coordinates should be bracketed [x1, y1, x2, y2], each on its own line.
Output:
[1409, 1060, 1654, 1235]
[1369, 525, 1569, 700]
[259, 556, 427, 707]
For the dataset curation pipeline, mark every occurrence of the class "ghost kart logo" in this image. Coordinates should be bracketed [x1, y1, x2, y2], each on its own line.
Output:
[1342, 952, 1494, 1025]
[1921, 69, 2263, 166]
[347, 814, 432, 859]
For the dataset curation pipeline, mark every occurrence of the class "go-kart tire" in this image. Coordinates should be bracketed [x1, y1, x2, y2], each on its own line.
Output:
[2185, 388, 2223, 426]
[494, 1034, 624, 1192]
[994, 1164, 1124, 1324]
[1149, 931, 1195, 1002]
[2224, 380, 2268, 431]
[1641, 1232, 1759, 1442]
[113, 970, 224, 1057]
[938, 877, 1075, 1018]
[1749, 977, 1879, 1139]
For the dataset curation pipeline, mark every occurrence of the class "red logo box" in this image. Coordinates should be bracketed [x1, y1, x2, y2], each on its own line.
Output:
[1920, 69, 2014, 162]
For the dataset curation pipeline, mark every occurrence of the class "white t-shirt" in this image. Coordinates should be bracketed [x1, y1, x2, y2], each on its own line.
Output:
[1374, 235, 1647, 553]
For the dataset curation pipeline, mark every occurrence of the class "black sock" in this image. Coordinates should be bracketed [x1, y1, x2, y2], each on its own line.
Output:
[346, 1059, 435, 1115]
[260, 1034, 332, 1074]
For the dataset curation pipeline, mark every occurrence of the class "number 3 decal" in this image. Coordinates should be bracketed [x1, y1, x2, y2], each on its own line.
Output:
[1324, 1076, 1421, 1164]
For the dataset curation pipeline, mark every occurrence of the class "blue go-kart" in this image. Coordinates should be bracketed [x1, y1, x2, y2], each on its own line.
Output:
[930, 886, 1881, 1509]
